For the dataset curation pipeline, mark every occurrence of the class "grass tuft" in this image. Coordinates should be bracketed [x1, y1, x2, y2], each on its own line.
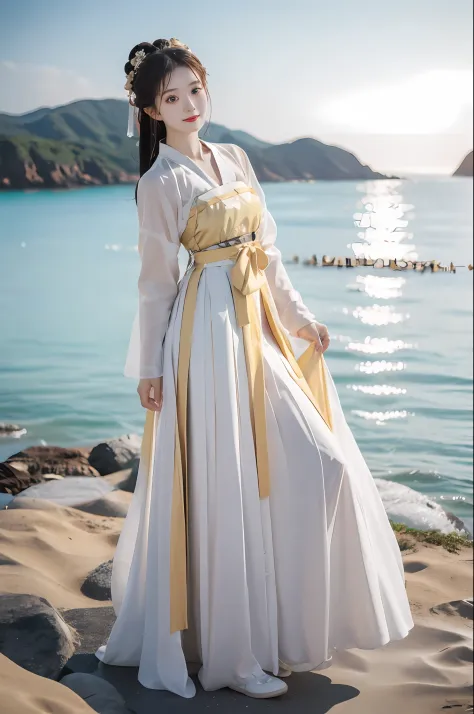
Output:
[390, 521, 473, 554]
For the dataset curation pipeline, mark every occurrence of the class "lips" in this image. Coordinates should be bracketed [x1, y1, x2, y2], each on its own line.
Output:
[183, 115, 200, 122]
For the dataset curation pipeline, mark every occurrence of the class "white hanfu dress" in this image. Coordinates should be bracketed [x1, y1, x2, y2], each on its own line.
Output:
[96, 139, 414, 699]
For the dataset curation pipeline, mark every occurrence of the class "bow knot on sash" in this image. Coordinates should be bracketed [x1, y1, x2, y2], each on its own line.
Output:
[230, 244, 270, 327]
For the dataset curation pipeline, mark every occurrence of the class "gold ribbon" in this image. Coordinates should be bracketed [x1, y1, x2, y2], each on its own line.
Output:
[142, 240, 334, 634]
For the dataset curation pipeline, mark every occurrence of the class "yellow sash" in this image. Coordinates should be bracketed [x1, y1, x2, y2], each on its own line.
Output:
[141, 241, 333, 633]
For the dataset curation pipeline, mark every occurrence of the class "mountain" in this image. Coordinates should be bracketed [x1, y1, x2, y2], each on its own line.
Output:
[0, 99, 389, 190]
[453, 151, 473, 177]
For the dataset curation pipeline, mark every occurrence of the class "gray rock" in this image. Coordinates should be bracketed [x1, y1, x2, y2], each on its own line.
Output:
[0, 594, 76, 679]
[61, 607, 116, 655]
[76, 490, 132, 518]
[103, 465, 139, 494]
[430, 598, 474, 620]
[60, 673, 131, 713]
[81, 561, 113, 601]
[88, 435, 141, 477]
[12, 476, 115, 507]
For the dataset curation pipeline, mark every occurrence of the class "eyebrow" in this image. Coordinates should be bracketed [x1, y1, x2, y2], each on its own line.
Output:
[162, 80, 201, 95]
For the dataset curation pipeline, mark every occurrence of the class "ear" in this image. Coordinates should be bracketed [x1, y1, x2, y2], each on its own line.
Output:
[143, 106, 162, 121]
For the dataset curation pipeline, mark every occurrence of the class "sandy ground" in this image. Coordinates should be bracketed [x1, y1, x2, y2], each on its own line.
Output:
[0, 496, 472, 713]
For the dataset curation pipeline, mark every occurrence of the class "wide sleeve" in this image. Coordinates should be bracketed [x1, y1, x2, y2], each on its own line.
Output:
[123, 173, 180, 380]
[235, 146, 317, 336]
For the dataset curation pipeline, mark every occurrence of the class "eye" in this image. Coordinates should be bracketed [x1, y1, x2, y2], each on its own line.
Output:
[165, 95, 178, 103]
[192, 87, 202, 94]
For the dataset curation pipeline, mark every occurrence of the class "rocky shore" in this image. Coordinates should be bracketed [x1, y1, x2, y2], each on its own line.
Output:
[0, 431, 472, 713]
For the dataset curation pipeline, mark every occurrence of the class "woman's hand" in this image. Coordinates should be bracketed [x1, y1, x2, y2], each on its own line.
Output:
[137, 377, 163, 411]
[296, 321, 331, 354]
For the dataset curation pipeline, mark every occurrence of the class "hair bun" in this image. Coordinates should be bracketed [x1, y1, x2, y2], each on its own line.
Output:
[127, 42, 157, 62]
[152, 38, 171, 51]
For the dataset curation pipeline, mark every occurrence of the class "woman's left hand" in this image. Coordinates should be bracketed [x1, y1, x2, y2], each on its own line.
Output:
[296, 321, 331, 353]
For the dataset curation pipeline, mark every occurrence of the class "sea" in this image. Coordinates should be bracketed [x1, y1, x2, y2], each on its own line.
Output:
[0, 177, 472, 533]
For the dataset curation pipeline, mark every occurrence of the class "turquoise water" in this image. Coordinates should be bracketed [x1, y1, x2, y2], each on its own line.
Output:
[0, 178, 472, 529]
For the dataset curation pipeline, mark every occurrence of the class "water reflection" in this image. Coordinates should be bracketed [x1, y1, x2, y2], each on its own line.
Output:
[348, 385, 407, 396]
[349, 275, 406, 299]
[347, 337, 415, 354]
[356, 360, 407, 375]
[348, 180, 416, 425]
[352, 409, 414, 425]
[343, 305, 409, 325]
[352, 180, 417, 261]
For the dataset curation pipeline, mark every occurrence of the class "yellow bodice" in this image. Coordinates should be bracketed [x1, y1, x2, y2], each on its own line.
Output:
[180, 183, 262, 252]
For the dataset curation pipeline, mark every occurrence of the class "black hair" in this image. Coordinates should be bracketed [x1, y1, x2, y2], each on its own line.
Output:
[124, 38, 210, 197]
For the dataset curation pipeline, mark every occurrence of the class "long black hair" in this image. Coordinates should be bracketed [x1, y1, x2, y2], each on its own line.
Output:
[124, 38, 210, 197]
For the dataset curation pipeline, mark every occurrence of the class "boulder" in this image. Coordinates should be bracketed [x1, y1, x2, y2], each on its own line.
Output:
[103, 465, 139, 493]
[0, 594, 76, 679]
[88, 435, 141, 477]
[5, 445, 99, 478]
[0, 423, 26, 437]
[81, 561, 113, 601]
[12, 477, 115, 507]
[76, 490, 132, 518]
[61, 607, 115, 655]
[0, 462, 44, 495]
[60, 673, 131, 714]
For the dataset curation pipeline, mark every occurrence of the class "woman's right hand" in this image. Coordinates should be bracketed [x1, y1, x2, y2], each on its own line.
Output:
[137, 377, 163, 411]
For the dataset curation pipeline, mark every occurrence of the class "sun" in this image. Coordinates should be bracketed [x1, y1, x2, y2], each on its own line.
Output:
[319, 69, 473, 135]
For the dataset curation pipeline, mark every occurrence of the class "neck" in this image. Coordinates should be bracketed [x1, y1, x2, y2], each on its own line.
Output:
[162, 130, 205, 160]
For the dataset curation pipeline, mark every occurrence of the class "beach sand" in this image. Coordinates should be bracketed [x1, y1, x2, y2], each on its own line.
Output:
[0, 494, 472, 713]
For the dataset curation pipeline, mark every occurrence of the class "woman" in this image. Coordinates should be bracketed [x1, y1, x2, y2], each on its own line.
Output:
[96, 38, 414, 700]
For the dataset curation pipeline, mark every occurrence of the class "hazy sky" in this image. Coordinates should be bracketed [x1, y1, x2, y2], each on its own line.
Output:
[0, 0, 472, 174]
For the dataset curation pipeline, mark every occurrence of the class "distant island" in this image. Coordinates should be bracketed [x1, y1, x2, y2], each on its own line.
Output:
[453, 150, 473, 177]
[0, 98, 391, 190]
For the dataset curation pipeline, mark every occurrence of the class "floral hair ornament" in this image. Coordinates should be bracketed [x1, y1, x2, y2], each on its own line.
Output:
[125, 49, 148, 137]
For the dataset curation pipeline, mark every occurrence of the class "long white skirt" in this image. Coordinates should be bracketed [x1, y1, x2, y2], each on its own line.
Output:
[96, 258, 414, 698]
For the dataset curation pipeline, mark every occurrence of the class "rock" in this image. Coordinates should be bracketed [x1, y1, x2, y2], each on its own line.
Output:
[12, 477, 115, 507]
[5, 445, 99, 478]
[103, 465, 139, 493]
[446, 511, 471, 537]
[81, 561, 113, 601]
[0, 654, 96, 714]
[61, 607, 116, 655]
[430, 599, 474, 620]
[0, 423, 26, 437]
[60, 673, 131, 714]
[76, 490, 132, 518]
[88, 435, 141, 477]
[0, 594, 76, 679]
[0, 462, 44, 495]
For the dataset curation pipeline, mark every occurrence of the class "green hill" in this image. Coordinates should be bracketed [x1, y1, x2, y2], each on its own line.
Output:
[0, 99, 388, 189]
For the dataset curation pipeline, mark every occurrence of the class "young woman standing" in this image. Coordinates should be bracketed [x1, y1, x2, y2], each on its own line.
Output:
[96, 37, 414, 700]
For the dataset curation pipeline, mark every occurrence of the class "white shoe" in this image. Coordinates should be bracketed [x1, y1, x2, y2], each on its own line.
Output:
[277, 666, 292, 678]
[228, 672, 288, 699]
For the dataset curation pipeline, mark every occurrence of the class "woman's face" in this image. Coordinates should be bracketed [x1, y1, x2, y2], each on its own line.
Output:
[151, 65, 208, 134]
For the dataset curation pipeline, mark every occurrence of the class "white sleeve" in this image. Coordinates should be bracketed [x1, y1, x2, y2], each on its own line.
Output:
[124, 172, 180, 380]
[235, 146, 317, 336]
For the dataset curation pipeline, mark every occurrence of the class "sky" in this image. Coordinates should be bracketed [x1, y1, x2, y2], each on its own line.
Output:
[0, 0, 472, 174]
